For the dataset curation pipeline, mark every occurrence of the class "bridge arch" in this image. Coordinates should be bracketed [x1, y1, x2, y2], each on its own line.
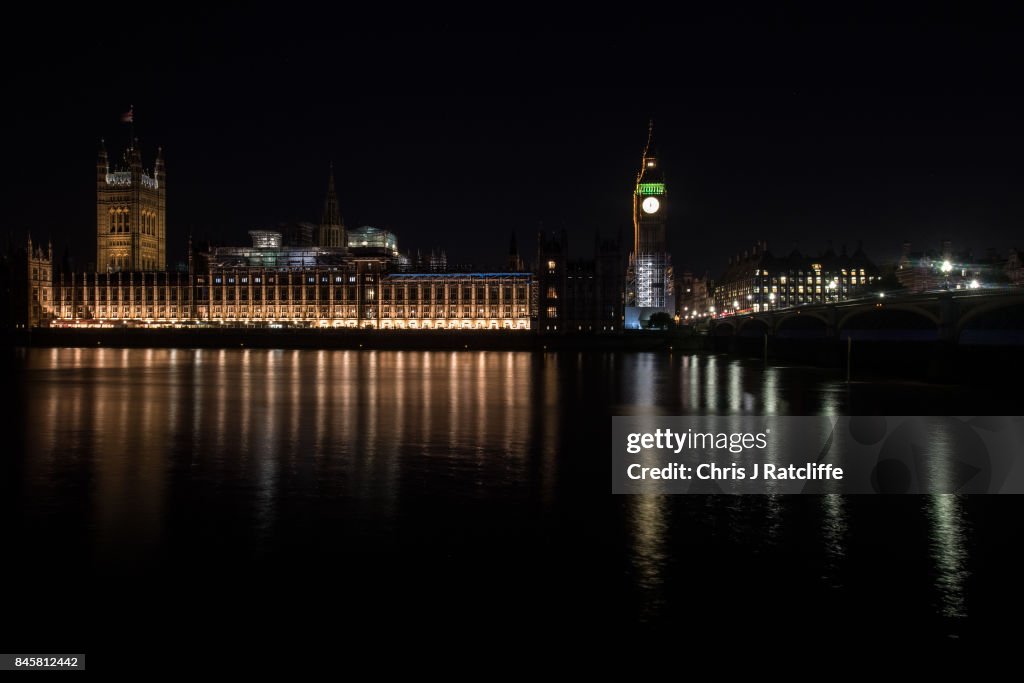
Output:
[957, 296, 1024, 333]
[957, 297, 1024, 344]
[837, 304, 938, 331]
[775, 312, 828, 338]
[711, 320, 736, 336]
[737, 318, 771, 337]
[839, 306, 938, 341]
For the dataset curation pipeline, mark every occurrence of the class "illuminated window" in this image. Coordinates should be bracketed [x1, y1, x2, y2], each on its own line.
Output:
[546, 306, 558, 318]
[547, 260, 556, 272]
[546, 286, 558, 299]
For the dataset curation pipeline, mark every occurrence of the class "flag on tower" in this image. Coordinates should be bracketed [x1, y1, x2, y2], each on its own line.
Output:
[121, 106, 134, 123]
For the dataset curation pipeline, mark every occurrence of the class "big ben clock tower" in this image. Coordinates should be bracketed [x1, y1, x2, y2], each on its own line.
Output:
[626, 122, 674, 326]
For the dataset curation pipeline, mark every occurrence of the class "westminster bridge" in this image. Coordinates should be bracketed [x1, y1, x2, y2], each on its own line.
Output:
[707, 288, 1024, 345]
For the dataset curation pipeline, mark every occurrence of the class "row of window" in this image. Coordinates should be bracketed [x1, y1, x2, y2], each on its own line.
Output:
[63, 289, 191, 302]
[106, 257, 162, 271]
[107, 208, 159, 235]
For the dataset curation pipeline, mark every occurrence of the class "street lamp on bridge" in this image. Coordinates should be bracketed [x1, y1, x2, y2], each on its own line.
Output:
[941, 260, 953, 290]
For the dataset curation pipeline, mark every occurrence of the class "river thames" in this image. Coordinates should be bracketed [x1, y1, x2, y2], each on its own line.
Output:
[4, 347, 1019, 648]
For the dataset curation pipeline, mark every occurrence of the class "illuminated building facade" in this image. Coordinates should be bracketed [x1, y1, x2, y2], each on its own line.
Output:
[625, 123, 674, 328]
[53, 271, 193, 323]
[96, 139, 166, 272]
[713, 241, 879, 316]
[51, 266, 532, 330]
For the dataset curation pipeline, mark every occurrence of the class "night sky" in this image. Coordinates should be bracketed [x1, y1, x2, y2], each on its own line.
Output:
[5, 9, 1023, 275]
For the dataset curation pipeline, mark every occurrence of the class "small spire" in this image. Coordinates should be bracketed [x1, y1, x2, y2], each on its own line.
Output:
[321, 164, 342, 228]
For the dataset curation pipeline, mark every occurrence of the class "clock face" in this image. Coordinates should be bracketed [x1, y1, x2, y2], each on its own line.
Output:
[641, 196, 660, 214]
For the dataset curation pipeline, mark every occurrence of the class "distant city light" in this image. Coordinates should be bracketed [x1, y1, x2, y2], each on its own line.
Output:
[941, 260, 953, 274]
[970, 279, 980, 289]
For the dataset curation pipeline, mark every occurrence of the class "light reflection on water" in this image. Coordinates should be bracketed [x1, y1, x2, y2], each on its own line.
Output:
[926, 494, 970, 619]
[15, 348, 978, 631]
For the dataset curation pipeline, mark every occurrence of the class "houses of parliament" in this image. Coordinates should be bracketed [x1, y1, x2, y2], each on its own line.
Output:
[17, 136, 538, 331]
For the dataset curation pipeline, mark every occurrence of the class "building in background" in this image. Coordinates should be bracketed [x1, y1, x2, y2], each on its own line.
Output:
[96, 138, 166, 272]
[202, 229, 350, 269]
[2, 235, 53, 329]
[400, 249, 448, 273]
[897, 241, 1006, 292]
[713, 241, 879, 315]
[625, 123, 674, 328]
[677, 271, 713, 321]
[1006, 249, 1024, 285]
[347, 226, 399, 258]
[536, 230, 622, 334]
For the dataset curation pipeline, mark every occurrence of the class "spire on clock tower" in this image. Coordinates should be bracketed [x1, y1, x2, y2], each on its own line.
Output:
[638, 119, 661, 182]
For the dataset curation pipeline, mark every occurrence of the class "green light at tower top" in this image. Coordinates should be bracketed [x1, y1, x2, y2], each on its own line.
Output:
[637, 182, 665, 196]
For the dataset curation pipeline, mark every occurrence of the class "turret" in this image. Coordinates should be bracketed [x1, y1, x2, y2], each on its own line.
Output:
[97, 139, 108, 183]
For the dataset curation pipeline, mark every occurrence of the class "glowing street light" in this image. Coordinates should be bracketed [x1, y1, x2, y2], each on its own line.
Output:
[941, 260, 953, 290]
[826, 278, 838, 303]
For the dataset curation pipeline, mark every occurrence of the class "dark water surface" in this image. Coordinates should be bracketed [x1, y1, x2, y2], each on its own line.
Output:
[3, 347, 1021, 653]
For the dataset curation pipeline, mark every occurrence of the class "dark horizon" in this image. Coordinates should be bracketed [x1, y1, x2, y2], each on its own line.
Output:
[5, 10, 1023, 275]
